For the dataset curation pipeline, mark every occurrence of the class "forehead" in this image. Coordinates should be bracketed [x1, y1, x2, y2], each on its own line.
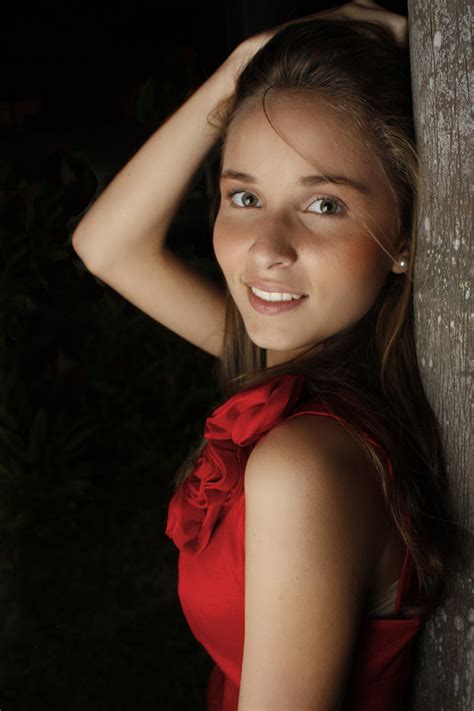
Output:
[222, 91, 379, 183]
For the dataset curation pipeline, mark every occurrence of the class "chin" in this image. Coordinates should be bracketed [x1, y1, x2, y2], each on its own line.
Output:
[242, 319, 304, 348]
[246, 332, 307, 352]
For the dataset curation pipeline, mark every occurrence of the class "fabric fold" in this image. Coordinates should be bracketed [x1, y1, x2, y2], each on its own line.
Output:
[165, 374, 305, 554]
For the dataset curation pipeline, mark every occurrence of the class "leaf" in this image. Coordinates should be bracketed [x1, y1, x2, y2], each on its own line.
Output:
[28, 409, 48, 464]
[61, 424, 100, 457]
[135, 78, 155, 124]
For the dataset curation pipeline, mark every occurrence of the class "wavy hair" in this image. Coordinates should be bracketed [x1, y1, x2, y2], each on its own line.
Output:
[172, 19, 466, 617]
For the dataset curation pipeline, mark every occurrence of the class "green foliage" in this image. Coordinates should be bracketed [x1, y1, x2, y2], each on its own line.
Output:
[0, 143, 217, 709]
[134, 44, 202, 128]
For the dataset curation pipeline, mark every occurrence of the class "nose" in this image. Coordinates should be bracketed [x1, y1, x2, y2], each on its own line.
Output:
[247, 217, 297, 269]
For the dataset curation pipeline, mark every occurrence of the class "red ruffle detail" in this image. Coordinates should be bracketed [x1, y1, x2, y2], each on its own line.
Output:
[165, 374, 305, 554]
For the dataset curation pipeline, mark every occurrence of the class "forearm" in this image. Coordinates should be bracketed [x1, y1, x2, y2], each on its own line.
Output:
[72, 45, 247, 270]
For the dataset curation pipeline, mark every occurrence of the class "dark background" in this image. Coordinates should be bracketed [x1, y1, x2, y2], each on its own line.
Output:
[0, 2, 407, 710]
[2, 0, 407, 246]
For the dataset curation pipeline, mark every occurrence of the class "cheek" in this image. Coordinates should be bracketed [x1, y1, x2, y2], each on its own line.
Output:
[313, 237, 390, 307]
[346, 240, 378, 273]
[336, 243, 392, 308]
[354, 241, 392, 288]
[213, 216, 244, 272]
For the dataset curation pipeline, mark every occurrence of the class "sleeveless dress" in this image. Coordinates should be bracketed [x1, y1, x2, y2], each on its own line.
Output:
[165, 373, 424, 710]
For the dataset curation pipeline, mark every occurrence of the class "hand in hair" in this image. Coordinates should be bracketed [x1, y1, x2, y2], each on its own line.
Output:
[239, 0, 407, 65]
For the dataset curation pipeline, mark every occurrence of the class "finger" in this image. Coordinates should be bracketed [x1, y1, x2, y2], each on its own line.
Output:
[269, 3, 408, 49]
[352, 1, 383, 7]
[389, 15, 408, 47]
[327, 5, 408, 47]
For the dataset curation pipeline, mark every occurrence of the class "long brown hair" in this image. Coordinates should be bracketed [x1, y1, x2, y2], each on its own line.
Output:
[172, 19, 466, 617]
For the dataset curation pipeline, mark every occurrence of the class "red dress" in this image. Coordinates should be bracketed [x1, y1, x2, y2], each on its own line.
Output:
[165, 373, 424, 710]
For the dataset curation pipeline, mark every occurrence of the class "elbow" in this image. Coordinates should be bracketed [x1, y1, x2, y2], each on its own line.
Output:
[70, 226, 88, 262]
[70, 226, 101, 274]
[71, 223, 86, 256]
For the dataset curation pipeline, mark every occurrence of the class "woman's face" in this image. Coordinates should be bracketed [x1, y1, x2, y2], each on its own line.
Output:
[213, 93, 406, 367]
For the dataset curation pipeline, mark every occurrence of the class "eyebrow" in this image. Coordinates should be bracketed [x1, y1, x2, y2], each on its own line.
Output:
[219, 169, 371, 195]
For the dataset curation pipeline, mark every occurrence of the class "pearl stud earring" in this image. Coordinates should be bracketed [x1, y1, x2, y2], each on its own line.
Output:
[399, 257, 408, 270]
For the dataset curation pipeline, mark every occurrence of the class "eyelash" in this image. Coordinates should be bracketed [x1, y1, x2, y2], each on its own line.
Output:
[223, 187, 346, 218]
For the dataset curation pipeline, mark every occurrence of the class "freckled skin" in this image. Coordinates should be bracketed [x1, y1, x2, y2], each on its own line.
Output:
[213, 93, 406, 367]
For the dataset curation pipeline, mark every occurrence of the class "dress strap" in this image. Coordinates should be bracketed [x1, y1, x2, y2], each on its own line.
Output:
[394, 547, 410, 615]
[394, 543, 421, 614]
[286, 401, 390, 458]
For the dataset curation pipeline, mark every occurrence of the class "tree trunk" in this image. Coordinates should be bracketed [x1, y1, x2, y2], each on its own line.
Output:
[407, 1, 472, 709]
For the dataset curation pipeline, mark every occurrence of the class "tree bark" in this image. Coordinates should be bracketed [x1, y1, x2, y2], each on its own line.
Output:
[407, 1, 472, 709]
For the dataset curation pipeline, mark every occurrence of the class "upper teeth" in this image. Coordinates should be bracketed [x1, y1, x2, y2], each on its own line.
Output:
[251, 286, 303, 302]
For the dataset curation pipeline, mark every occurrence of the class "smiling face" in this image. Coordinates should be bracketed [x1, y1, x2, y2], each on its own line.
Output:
[213, 91, 407, 367]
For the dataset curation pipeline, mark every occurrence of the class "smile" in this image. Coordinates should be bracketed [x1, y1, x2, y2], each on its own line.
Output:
[250, 286, 303, 302]
[247, 285, 308, 315]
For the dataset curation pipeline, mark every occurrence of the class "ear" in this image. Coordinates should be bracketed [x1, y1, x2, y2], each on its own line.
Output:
[390, 240, 410, 274]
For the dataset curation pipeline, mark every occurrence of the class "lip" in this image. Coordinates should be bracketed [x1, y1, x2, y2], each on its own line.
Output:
[245, 280, 307, 297]
[247, 285, 308, 315]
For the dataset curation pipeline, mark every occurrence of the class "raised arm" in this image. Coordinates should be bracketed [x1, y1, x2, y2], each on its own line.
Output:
[71, 44, 252, 357]
[71, 3, 405, 359]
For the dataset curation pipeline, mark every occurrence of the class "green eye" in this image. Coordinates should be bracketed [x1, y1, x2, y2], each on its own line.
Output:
[224, 188, 345, 217]
[307, 197, 343, 216]
[227, 190, 260, 208]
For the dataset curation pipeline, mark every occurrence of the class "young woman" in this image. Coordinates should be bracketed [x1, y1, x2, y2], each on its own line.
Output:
[72, 2, 462, 708]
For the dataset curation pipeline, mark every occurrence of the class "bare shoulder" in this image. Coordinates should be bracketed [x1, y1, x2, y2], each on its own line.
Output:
[239, 413, 391, 708]
[245, 411, 387, 534]
[243, 412, 390, 588]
